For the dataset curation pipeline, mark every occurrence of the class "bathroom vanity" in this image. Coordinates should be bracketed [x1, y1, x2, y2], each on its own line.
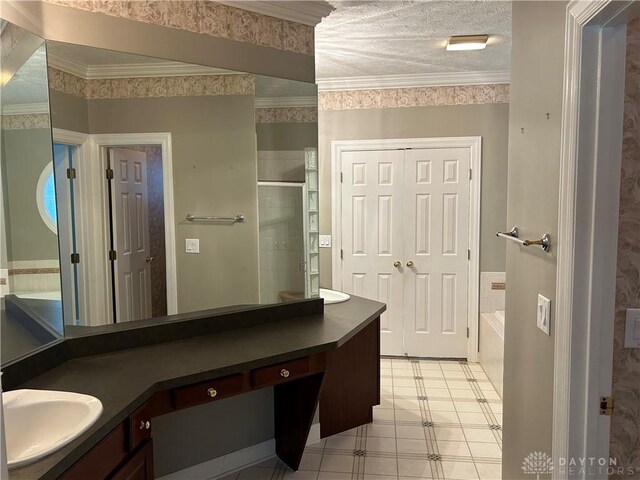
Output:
[4, 296, 385, 480]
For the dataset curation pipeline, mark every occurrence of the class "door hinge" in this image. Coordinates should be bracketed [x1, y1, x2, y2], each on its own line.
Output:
[66, 167, 76, 179]
[467, 249, 471, 260]
[108, 250, 117, 261]
[340, 249, 344, 260]
[469, 169, 472, 180]
[466, 327, 470, 338]
[340, 172, 343, 183]
[106, 168, 114, 180]
[70, 252, 80, 264]
[600, 396, 614, 416]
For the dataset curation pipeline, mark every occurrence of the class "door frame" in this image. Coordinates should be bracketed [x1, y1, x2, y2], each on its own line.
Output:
[331, 137, 482, 361]
[92, 133, 178, 319]
[554, 0, 640, 475]
[52, 129, 178, 323]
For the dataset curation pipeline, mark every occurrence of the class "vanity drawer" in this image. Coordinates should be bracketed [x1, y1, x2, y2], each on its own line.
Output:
[173, 373, 245, 409]
[128, 402, 152, 452]
[251, 357, 310, 388]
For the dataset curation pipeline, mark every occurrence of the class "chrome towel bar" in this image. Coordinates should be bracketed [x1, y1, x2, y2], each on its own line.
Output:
[186, 213, 245, 223]
[496, 227, 551, 252]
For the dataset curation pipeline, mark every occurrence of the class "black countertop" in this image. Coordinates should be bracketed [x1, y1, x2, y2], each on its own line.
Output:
[8, 295, 385, 480]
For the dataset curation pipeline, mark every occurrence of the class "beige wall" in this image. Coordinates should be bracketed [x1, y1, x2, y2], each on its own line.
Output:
[610, 15, 640, 473]
[256, 123, 318, 151]
[318, 103, 509, 287]
[502, 2, 566, 478]
[1, 127, 59, 262]
[49, 90, 89, 134]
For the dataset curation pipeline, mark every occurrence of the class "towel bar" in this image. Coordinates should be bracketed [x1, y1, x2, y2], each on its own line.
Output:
[496, 227, 551, 252]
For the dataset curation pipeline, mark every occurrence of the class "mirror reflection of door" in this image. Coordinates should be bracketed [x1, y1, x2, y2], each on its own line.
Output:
[53, 143, 80, 325]
[107, 147, 164, 322]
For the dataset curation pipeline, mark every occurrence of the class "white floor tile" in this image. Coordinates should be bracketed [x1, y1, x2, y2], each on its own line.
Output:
[462, 428, 499, 443]
[397, 438, 428, 454]
[468, 442, 502, 459]
[319, 454, 354, 473]
[325, 435, 357, 451]
[317, 473, 351, 480]
[427, 400, 456, 412]
[425, 388, 451, 399]
[433, 426, 467, 442]
[436, 440, 472, 457]
[365, 436, 397, 453]
[449, 390, 478, 399]
[441, 461, 479, 480]
[298, 452, 323, 471]
[373, 408, 396, 422]
[367, 424, 397, 438]
[363, 457, 398, 476]
[474, 462, 502, 480]
[457, 412, 489, 425]
[397, 458, 433, 478]
[394, 377, 419, 387]
[454, 402, 483, 413]
[428, 410, 460, 424]
[394, 409, 423, 423]
[396, 425, 426, 439]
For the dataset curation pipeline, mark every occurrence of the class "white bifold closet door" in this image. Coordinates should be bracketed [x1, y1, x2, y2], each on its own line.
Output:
[341, 147, 470, 358]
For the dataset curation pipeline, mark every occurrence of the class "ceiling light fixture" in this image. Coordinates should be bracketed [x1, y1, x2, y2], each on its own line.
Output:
[446, 35, 489, 51]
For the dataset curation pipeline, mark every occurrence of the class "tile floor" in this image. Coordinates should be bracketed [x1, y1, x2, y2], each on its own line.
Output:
[226, 357, 502, 480]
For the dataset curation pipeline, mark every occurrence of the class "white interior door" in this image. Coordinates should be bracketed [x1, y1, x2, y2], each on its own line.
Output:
[110, 148, 151, 322]
[340, 146, 471, 358]
[403, 148, 470, 357]
[341, 150, 405, 355]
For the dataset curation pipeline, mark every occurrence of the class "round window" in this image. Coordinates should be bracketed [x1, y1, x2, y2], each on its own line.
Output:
[36, 163, 57, 234]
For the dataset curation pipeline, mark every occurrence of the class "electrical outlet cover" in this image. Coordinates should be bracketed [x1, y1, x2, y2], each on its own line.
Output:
[624, 308, 640, 348]
[537, 294, 551, 335]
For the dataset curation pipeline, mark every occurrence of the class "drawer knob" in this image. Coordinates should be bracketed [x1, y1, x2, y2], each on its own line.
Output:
[138, 420, 150, 430]
[207, 388, 218, 398]
[280, 369, 290, 378]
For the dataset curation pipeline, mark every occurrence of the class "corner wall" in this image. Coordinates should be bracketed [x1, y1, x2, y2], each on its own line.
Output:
[502, 2, 566, 478]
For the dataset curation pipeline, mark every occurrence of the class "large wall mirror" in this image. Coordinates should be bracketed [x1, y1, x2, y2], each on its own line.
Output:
[1, 21, 62, 363]
[47, 42, 319, 329]
[1, 18, 319, 355]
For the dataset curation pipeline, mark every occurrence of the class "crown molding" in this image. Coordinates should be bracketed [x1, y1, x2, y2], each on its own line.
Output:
[255, 96, 317, 108]
[216, 1, 334, 26]
[2, 103, 50, 115]
[48, 53, 236, 80]
[317, 70, 511, 91]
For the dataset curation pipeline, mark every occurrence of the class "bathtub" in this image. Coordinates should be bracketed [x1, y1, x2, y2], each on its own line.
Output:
[479, 310, 504, 398]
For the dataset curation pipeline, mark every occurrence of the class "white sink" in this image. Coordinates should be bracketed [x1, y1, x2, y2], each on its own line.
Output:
[319, 288, 351, 304]
[2, 389, 103, 468]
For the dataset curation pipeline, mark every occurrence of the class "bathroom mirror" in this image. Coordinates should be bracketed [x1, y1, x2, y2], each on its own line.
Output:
[1, 21, 63, 364]
[45, 41, 319, 329]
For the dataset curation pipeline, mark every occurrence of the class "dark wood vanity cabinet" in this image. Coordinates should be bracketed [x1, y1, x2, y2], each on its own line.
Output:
[111, 441, 154, 480]
[58, 317, 381, 478]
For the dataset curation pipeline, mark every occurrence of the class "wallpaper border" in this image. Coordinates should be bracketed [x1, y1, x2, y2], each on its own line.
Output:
[318, 84, 510, 110]
[44, 0, 314, 56]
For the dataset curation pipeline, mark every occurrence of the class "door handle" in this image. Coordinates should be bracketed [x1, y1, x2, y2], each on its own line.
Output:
[145, 256, 154, 263]
[406, 261, 414, 268]
[393, 261, 401, 268]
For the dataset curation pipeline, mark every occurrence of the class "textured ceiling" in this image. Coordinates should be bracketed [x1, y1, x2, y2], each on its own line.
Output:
[315, 0, 512, 80]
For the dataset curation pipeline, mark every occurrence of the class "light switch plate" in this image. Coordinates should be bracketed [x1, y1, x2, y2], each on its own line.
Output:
[185, 238, 199, 254]
[624, 308, 640, 348]
[537, 294, 551, 335]
[319, 235, 332, 248]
